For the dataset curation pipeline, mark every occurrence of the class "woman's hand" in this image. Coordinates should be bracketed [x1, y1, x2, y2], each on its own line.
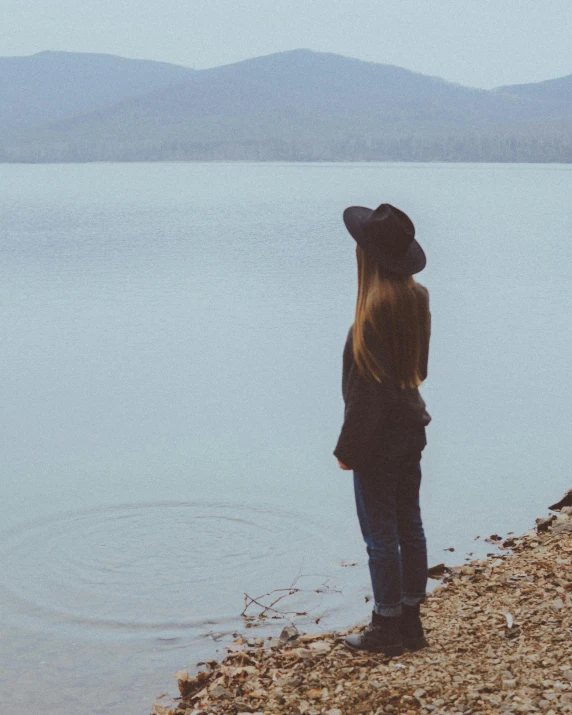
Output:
[337, 458, 351, 470]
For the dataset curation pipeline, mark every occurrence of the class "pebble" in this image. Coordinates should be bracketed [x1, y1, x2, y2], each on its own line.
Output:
[209, 684, 232, 699]
[551, 598, 564, 611]
[279, 626, 299, 642]
[502, 678, 517, 690]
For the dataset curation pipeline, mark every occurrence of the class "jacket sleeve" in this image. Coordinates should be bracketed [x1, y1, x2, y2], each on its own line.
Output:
[333, 356, 393, 472]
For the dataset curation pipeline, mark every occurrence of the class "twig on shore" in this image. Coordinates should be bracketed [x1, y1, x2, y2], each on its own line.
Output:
[241, 571, 342, 623]
[241, 570, 306, 620]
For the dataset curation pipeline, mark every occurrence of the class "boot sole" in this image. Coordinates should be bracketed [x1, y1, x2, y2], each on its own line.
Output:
[403, 636, 428, 651]
[344, 639, 404, 657]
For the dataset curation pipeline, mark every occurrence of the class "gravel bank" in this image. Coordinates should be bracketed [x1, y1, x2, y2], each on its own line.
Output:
[155, 491, 572, 715]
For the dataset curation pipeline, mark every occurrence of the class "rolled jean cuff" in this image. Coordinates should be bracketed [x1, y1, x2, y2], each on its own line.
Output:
[402, 594, 426, 606]
[374, 601, 402, 617]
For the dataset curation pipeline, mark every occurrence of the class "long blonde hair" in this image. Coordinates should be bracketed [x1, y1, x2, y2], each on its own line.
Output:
[353, 245, 430, 389]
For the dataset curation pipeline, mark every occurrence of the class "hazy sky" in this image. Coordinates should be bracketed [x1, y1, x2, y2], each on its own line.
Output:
[3, 0, 571, 88]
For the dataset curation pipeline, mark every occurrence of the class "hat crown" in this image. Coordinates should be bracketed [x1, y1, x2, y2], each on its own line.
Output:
[342, 201, 425, 275]
[363, 204, 415, 258]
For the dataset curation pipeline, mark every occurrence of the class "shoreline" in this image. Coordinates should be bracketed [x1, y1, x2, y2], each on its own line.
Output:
[154, 489, 572, 715]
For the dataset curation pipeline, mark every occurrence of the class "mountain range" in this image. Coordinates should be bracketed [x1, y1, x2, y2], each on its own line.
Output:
[1, 49, 571, 163]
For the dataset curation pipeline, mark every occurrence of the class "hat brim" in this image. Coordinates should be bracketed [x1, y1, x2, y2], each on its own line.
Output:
[343, 206, 426, 275]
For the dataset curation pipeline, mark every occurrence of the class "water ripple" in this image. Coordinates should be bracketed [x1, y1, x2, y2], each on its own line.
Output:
[0, 501, 349, 639]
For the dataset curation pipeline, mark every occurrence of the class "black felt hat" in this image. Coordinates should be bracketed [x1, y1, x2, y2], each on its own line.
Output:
[343, 203, 426, 275]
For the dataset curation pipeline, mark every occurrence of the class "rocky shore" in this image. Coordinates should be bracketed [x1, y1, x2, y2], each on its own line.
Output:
[154, 490, 572, 715]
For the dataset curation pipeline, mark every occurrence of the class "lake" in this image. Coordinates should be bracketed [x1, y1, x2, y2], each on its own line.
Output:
[1, 161, 571, 714]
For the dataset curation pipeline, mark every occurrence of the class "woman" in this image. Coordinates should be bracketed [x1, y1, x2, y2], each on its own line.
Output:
[333, 202, 431, 657]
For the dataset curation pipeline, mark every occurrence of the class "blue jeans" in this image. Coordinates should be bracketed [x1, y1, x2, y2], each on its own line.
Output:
[353, 453, 428, 617]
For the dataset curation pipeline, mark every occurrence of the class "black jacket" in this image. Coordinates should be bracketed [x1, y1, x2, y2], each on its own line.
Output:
[333, 316, 431, 472]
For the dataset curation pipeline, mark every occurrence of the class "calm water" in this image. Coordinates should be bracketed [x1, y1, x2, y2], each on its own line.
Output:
[1, 162, 571, 714]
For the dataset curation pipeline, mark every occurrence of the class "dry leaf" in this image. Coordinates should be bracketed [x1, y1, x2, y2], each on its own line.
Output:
[308, 641, 332, 652]
[307, 688, 324, 699]
[152, 706, 172, 715]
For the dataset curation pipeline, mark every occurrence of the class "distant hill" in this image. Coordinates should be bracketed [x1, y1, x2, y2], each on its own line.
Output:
[1, 49, 571, 163]
[0, 51, 194, 132]
[496, 74, 572, 106]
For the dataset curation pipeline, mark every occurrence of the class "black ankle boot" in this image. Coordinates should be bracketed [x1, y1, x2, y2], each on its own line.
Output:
[400, 602, 428, 651]
[344, 610, 404, 656]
